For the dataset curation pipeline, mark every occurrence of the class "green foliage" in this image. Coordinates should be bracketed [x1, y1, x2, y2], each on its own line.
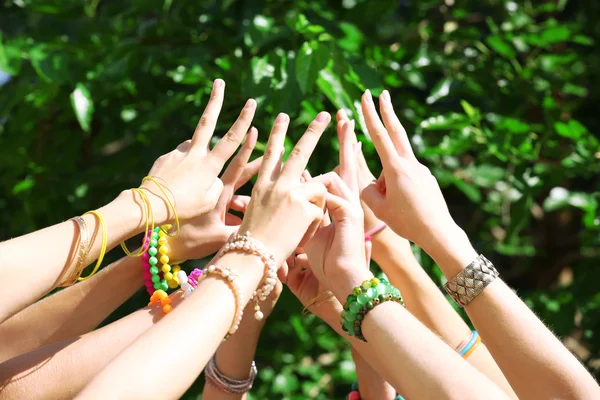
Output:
[1, 0, 600, 396]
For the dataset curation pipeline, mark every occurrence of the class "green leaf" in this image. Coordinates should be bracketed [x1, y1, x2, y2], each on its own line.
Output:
[486, 36, 516, 58]
[468, 165, 505, 187]
[554, 120, 587, 139]
[420, 113, 470, 131]
[12, 177, 35, 194]
[273, 372, 299, 394]
[426, 77, 453, 104]
[540, 26, 571, 45]
[454, 179, 482, 203]
[70, 83, 94, 133]
[460, 100, 479, 123]
[295, 42, 329, 94]
[543, 187, 597, 213]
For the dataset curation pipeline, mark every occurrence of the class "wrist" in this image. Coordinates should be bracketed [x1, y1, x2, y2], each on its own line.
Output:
[326, 266, 374, 304]
[421, 223, 478, 278]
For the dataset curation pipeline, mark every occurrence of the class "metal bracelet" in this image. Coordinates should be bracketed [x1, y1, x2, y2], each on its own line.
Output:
[59, 216, 90, 287]
[444, 254, 499, 307]
[205, 355, 257, 394]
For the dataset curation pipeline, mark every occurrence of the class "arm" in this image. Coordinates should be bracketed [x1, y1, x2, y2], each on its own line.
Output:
[0, 293, 184, 400]
[360, 88, 600, 399]
[352, 349, 396, 400]
[0, 256, 142, 363]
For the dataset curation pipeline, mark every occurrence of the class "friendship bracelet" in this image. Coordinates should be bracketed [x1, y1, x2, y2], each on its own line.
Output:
[177, 268, 203, 297]
[463, 335, 482, 359]
[121, 188, 155, 257]
[347, 382, 404, 400]
[217, 231, 277, 321]
[59, 216, 91, 287]
[458, 330, 479, 356]
[141, 176, 180, 238]
[364, 223, 387, 242]
[444, 254, 499, 307]
[78, 210, 107, 281]
[198, 264, 243, 339]
[148, 289, 173, 314]
[205, 355, 257, 394]
[341, 278, 405, 342]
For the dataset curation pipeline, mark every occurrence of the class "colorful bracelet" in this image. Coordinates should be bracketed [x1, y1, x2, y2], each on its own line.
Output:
[148, 289, 173, 314]
[217, 231, 277, 321]
[198, 264, 243, 339]
[177, 268, 203, 297]
[341, 278, 404, 342]
[463, 334, 482, 359]
[457, 330, 479, 356]
[347, 382, 404, 400]
[205, 355, 257, 394]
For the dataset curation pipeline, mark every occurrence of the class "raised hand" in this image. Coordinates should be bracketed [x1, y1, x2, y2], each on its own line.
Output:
[168, 128, 261, 261]
[237, 112, 331, 264]
[360, 89, 460, 250]
[142, 79, 257, 221]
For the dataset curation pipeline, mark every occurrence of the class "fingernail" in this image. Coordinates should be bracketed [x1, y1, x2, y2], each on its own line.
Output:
[244, 99, 256, 109]
[213, 79, 224, 89]
[276, 113, 288, 123]
[364, 89, 372, 103]
[381, 90, 390, 103]
[316, 111, 330, 122]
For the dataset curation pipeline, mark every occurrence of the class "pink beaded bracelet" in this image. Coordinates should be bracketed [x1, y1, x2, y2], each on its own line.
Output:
[141, 230, 154, 295]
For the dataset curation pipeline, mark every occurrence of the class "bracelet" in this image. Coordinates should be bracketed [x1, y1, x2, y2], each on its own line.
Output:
[198, 264, 243, 339]
[177, 268, 203, 297]
[455, 330, 474, 353]
[59, 216, 91, 287]
[347, 382, 405, 400]
[205, 355, 257, 394]
[121, 188, 155, 257]
[458, 330, 479, 356]
[302, 290, 334, 316]
[217, 231, 277, 321]
[78, 210, 107, 281]
[141, 230, 155, 295]
[463, 334, 482, 359]
[141, 176, 180, 238]
[364, 223, 386, 242]
[444, 254, 499, 307]
[148, 289, 173, 314]
[341, 278, 404, 342]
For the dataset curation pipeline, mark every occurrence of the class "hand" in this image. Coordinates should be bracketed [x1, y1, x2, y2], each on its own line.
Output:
[142, 79, 257, 222]
[304, 120, 372, 300]
[360, 89, 461, 250]
[238, 112, 331, 264]
[168, 129, 261, 260]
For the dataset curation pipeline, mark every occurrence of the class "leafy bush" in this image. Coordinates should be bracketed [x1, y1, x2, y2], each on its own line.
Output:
[1, 0, 599, 397]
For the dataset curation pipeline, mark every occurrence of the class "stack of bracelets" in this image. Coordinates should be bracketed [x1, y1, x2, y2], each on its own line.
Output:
[456, 330, 482, 358]
[341, 277, 405, 342]
[205, 355, 257, 394]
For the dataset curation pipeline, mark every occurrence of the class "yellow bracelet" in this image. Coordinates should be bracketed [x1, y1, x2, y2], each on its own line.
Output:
[120, 188, 155, 257]
[79, 210, 107, 281]
[463, 335, 482, 359]
[141, 176, 180, 238]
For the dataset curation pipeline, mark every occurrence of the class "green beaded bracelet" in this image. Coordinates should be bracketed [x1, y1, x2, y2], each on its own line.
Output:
[340, 278, 405, 341]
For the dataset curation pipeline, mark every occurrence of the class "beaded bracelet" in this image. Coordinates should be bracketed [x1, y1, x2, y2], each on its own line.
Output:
[341, 278, 404, 342]
[148, 289, 173, 314]
[177, 268, 203, 297]
[198, 264, 243, 339]
[217, 231, 277, 321]
[205, 355, 257, 394]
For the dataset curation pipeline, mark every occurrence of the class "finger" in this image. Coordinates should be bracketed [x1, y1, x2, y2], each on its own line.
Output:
[295, 180, 327, 211]
[361, 180, 387, 220]
[229, 195, 251, 212]
[225, 213, 242, 225]
[257, 113, 289, 186]
[336, 109, 350, 123]
[338, 120, 359, 195]
[208, 99, 257, 170]
[235, 156, 263, 191]
[361, 89, 401, 170]
[279, 111, 331, 180]
[220, 127, 258, 188]
[324, 192, 354, 223]
[313, 172, 354, 203]
[277, 261, 289, 283]
[190, 79, 226, 150]
[200, 177, 224, 214]
[379, 90, 414, 158]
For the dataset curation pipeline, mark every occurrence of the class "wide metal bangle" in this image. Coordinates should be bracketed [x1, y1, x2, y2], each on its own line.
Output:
[205, 355, 257, 394]
[444, 254, 499, 307]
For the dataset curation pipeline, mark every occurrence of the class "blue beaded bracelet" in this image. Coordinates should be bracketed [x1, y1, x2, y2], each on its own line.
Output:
[459, 330, 479, 356]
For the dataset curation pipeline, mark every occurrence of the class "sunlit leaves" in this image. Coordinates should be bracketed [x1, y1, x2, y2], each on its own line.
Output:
[70, 83, 94, 133]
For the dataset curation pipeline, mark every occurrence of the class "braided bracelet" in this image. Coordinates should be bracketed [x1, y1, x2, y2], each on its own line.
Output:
[217, 231, 277, 321]
[341, 278, 404, 342]
[444, 254, 499, 307]
[205, 355, 257, 394]
[198, 264, 243, 339]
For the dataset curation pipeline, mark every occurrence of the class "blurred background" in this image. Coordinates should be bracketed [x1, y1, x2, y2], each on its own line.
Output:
[1, 0, 599, 398]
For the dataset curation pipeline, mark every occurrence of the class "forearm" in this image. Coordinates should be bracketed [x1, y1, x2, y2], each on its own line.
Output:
[202, 315, 262, 400]
[0, 297, 178, 400]
[373, 231, 516, 398]
[0, 256, 143, 362]
[425, 225, 600, 399]
[352, 348, 396, 400]
[77, 253, 264, 400]
[0, 190, 169, 323]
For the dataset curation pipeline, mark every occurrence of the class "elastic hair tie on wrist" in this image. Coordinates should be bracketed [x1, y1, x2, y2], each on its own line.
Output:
[141, 176, 180, 238]
[364, 223, 386, 242]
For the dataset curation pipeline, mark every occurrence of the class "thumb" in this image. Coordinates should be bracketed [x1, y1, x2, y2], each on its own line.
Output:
[361, 181, 386, 219]
[201, 177, 224, 214]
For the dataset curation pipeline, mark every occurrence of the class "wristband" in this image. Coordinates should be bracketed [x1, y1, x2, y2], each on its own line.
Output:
[205, 355, 257, 394]
[458, 330, 479, 356]
[444, 254, 499, 307]
[341, 278, 404, 342]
